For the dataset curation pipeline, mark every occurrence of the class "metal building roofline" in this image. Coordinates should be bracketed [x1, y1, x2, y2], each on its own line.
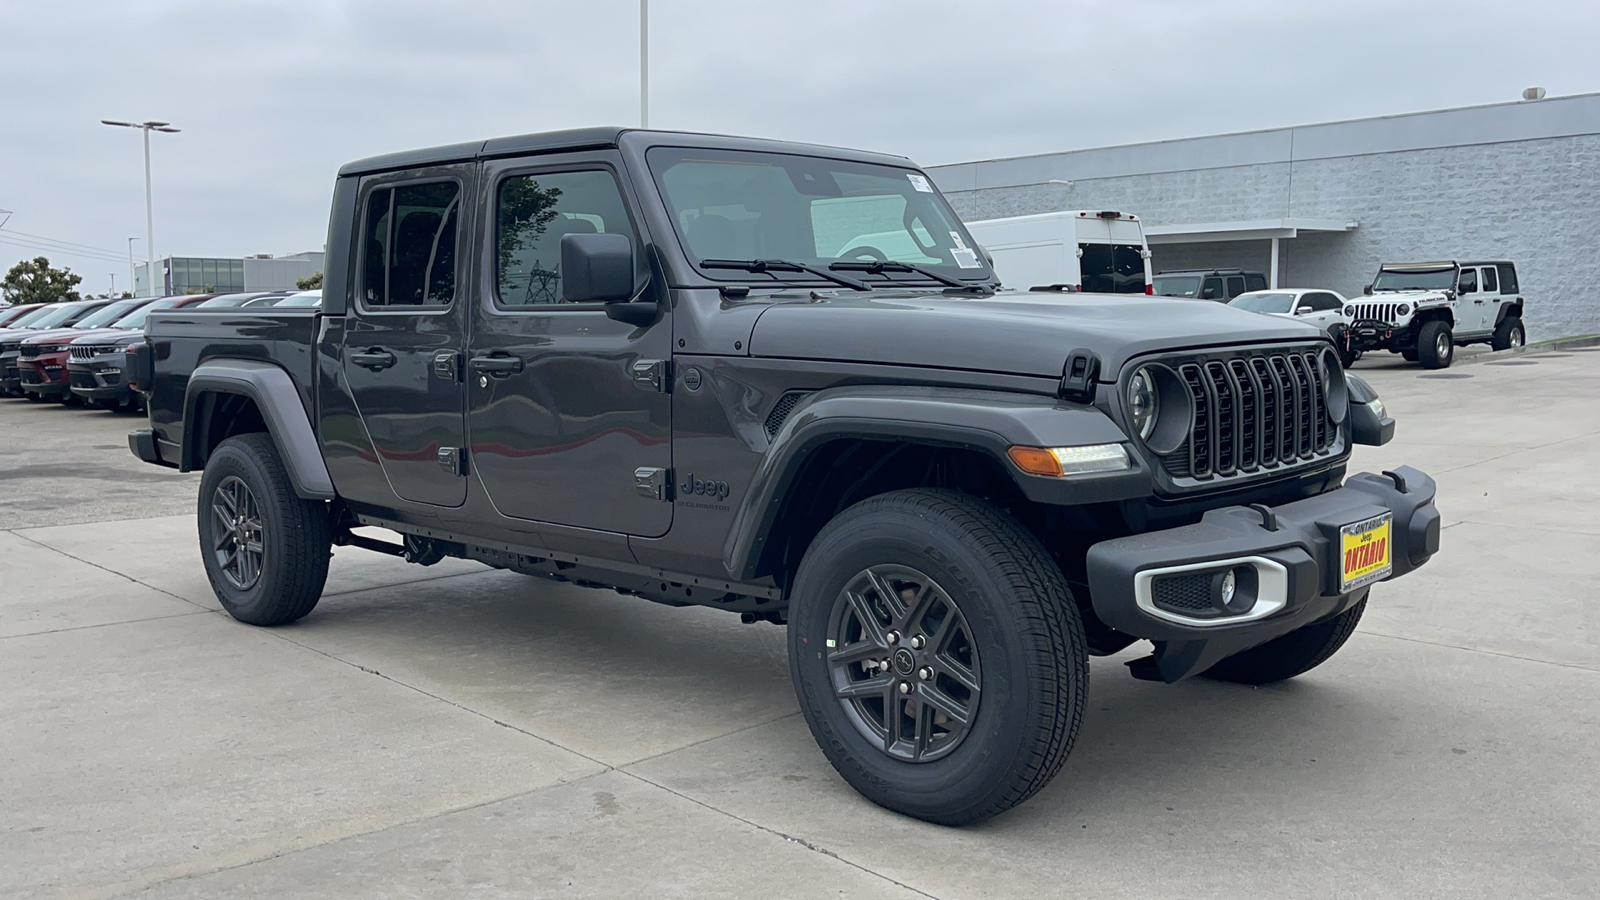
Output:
[1143, 218, 1358, 245]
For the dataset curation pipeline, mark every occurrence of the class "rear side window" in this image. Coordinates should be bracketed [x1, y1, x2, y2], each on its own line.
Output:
[1480, 267, 1498, 293]
[1497, 264, 1519, 294]
[1225, 276, 1246, 298]
[1457, 269, 1477, 293]
[495, 170, 637, 306]
[1200, 277, 1224, 300]
[360, 181, 460, 307]
[1245, 274, 1267, 292]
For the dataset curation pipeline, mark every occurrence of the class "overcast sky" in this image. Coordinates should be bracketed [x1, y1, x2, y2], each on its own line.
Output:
[3, 0, 1597, 295]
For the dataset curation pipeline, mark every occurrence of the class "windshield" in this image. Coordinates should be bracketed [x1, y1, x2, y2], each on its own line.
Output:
[17, 303, 92, 329]
[6, 306, 60, 328]
[275, 292, 323, 307]
[1230, 292, 1297, 313]
[111, 297, 184, 329]
[195, 294, 257, 307]
[647, 147, 992, 287]
[74, 299, 147, 328]
[1152, 275, 1201, 298]
[1372, 267, 1455, 292]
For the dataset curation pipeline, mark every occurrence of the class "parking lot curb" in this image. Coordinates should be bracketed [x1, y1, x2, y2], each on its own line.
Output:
[1454, 333, 1600, 366]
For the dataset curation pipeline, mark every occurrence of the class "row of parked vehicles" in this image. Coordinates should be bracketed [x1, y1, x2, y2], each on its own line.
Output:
[0, 290, 320, 410]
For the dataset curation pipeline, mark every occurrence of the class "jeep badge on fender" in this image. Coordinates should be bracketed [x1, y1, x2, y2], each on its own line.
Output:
[679, 472, 730, 502]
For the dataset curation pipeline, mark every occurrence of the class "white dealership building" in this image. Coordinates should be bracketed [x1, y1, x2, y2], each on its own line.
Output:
[928, 92, 1600, 342]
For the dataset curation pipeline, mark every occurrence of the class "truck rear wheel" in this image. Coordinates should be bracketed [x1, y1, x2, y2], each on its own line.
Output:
[1203, 598, 1366, 685]
[197, 432, 332, 626]
[787, 488, 1088, 825]
[1491, 317, 1525, 352]
[1417, 320, 1454, 369]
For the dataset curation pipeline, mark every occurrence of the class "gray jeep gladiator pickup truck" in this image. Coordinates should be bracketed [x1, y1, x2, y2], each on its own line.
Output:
[127, 128, 1440, 825]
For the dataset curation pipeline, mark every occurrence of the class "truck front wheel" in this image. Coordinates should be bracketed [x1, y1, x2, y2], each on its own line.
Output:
[1417, 320, 1454, 369]
[197, 432, 332, 626]
[1203, 598, 1366, 685]
[787, 488, 1088, 825]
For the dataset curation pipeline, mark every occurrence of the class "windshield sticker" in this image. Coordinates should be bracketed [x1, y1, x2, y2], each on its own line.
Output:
[907, 173, 934, 193]
[951, 248, 981, 269]
[948, 231, 969, 250]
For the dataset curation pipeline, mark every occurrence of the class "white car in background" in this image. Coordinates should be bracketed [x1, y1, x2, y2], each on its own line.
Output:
[1229, 288, 1357, 365]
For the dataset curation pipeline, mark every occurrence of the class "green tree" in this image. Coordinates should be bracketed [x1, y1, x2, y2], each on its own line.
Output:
[296, 271, 323, 290]
[2, 256, 83, 304]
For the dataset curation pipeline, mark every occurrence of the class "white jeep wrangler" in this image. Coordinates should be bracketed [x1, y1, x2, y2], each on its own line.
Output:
[1344, 261, 1526, 368]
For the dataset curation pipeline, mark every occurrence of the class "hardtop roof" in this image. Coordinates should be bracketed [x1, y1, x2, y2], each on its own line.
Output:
[338, 127, 916, 177]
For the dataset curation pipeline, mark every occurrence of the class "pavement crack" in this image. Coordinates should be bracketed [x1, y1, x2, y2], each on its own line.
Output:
[5, 531, 213, 611]
[1361, 630, 1600, 673]
[616, 768, 943, 899]
[0, 609, 212, 642]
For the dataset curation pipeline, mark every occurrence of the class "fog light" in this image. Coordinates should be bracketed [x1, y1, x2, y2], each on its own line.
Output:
[1212, 565, 1259, 615]
[1218, 569, 1236, 606]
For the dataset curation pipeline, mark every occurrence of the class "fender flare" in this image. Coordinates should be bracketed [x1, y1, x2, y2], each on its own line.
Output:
[184, 359, 336, 500]
[720, 385, 1147, 580]
[1493, 301, 1524, 327]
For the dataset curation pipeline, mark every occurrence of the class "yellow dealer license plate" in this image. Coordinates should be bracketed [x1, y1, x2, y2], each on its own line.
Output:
[1340, 513, 1393, 591]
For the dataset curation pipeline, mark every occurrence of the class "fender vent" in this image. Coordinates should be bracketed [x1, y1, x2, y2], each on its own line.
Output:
[764, 391, 812, 440]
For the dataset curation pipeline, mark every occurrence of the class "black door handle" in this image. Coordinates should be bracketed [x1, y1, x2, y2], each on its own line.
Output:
[468, 354, 524, 376]
[350, 348, 397, 370]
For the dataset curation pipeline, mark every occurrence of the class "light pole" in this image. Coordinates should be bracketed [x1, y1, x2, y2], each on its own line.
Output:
[102, 119, 180, 296]
[640, 0, 649, 128]
[127, 237, 139, 297]
[109, 274, 116, 297]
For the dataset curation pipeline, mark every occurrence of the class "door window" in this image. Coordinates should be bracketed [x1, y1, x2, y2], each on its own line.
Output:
[1496, 264, 1519, 294]
[1225, 276, 1246, 299]
[1244, 274, 1267, 292]
[1480, 267, 1498, 292]
[360, 181, 460, 308]
[1457, 269, 1478, 294]
[1201, 277, 1224, 300]
[1312, 292, 1341, 312]
[495, 170, 637, 306]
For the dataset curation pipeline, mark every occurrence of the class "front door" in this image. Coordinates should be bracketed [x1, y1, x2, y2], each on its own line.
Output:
[466, 154, 673, 537]
[342, 169, 471, 507]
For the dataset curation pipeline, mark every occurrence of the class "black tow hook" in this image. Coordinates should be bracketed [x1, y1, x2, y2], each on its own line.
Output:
[1248, 503, 1279, 532]
[1381, 470, 1410, 493]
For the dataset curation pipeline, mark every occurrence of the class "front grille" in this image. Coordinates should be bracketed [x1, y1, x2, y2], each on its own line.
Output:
[1162, 346, 1339, 481]
[1151, 573, 1216, 614]
[764, 391, 812, 440]
[19, 345, 42, 358]
[1350, 301, 1403, 324]
[69, 345, 118, 361]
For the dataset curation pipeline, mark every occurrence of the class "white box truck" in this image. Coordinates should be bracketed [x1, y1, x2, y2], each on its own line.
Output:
[964, 210, 1153, 294]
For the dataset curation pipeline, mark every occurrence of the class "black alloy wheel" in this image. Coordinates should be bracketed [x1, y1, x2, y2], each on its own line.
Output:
[210, 475, 265, 590]
[827, 564, 981, 763]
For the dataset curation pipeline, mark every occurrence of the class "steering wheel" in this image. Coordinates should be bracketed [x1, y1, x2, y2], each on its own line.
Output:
[842, 245, 889, 262]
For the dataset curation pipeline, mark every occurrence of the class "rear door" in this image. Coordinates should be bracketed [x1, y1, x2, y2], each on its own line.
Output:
[466, 152, 673, 536]
[342, 168, 471, 507]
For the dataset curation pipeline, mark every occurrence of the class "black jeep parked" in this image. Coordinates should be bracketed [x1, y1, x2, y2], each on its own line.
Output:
[128, 128, 1439, 825]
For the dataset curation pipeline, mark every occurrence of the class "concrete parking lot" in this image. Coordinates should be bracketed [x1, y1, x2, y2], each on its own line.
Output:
[3, 344, 1597, 899]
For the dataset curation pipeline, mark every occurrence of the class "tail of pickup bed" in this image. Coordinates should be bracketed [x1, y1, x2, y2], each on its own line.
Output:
[126, 308, 324, 491]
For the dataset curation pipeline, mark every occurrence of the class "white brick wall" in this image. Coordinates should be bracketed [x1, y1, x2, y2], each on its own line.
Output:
[938, 126, 1600, 343]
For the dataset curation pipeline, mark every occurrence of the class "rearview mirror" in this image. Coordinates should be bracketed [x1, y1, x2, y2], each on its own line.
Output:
[560, 233, 635, 304]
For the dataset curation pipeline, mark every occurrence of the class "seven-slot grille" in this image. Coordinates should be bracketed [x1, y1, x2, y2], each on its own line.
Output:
[69, 344, 120, 361]
[1161, 348, 1337, 480]
[1349, 301, 1405, 324]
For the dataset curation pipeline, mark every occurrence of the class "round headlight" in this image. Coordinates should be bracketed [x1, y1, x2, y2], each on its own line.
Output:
[1398, 303, 1411, 316]
[1128, 367, 1158, 440]
[1343, 305, 1354, 317]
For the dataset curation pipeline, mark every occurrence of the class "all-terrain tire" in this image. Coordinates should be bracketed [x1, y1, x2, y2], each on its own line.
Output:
[1417, 320, 1454, 369]
[1400, 349, 1419, 362]
[788, 488, 1088, 825]
[1491, 316, 1525, 352]
[197, 432, 332, 626]
[1203, 598, 1367, 685]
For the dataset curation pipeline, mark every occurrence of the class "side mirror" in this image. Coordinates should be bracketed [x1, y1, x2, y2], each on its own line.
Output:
[1363, 284, 1373, 295]
[560, 233, 635, 304]
[1293, 305, 1309, 316]
[1345, 373, 1395, 446]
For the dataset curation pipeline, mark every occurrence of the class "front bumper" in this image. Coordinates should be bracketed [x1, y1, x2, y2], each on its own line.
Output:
[1086, 466, 1439, 681]
[66, 359, 130, 401]
[1346, 319, 1414, 352]
[1, 357, 20, 394]
[19, 354, 71, 399]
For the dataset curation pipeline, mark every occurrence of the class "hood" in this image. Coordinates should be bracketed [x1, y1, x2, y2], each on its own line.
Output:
[748, 290, 1325, 380]
[1364, 289, 1448, 302]
[17, 327, 95, 348]
[64, 328, 135, 345]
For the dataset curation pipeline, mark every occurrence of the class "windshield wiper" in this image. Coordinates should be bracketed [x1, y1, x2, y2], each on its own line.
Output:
[701, 258, 870, 291]
[828, 259, 970, 290]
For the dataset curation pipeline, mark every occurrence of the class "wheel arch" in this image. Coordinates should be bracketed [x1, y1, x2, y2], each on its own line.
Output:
[721, 386, 1148, 583]
[183, 359, 336, 500]
[1494, 301, 1524, 326]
